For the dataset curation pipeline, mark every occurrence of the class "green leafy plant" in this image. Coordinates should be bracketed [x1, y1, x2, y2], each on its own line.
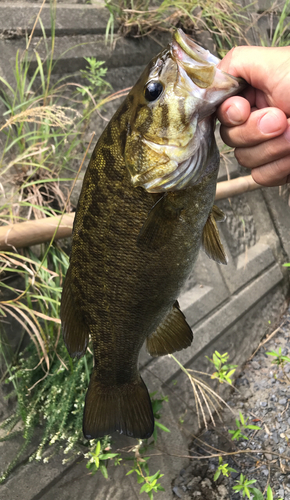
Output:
[228, 411, 261, 441]
[232, 476, 283, 500]
[267, 345, 290, 382]
[205, 351, 237, 385]
[213, 464, 283, 499]
[76, 57, 112, 109]
[85, 439, 121, 478]
[213, 456, 237, 481]
[126, 454, 165, 499]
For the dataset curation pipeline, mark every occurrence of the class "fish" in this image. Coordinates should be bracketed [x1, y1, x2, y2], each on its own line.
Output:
[60, 29, 245, 440]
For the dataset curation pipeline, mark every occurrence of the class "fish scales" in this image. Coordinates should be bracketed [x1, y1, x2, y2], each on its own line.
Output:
[61, 29, 246, 440]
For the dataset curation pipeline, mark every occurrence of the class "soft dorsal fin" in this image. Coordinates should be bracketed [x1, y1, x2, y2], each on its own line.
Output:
[146, 301, 193, 357]
[137, 195, 183, 251]
[202, 207, 228, 265]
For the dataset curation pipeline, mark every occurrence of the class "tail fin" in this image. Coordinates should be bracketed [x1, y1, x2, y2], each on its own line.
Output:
[83, 370, 154, 440]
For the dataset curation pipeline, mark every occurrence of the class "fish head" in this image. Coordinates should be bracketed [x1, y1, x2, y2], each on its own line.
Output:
[124, 29, 246, 192]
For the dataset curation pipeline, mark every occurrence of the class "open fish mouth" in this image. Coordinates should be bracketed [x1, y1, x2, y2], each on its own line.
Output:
[172, 29, 245, 112]
[127, 30, 246, 193]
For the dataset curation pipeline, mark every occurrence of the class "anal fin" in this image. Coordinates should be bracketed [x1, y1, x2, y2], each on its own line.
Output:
[146, 301, 193, 357]
[202, 206, 228, 265]
[83, 371, 154, 440]
[60, 268, 89, 359]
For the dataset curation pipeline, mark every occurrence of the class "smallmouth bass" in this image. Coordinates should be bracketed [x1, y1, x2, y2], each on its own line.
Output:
[61, 30, 245, 440]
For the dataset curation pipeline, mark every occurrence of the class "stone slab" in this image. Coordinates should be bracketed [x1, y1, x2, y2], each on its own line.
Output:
[0, 452, 79, 500]
[220, 242, 276, 295]
[0, 3, 110, 37]
[179, 254, 230, 328]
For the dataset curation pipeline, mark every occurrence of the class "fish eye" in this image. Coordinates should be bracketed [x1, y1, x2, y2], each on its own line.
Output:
[144, 81, 163, 102]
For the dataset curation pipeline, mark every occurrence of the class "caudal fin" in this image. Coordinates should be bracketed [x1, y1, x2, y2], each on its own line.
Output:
[83, 371, 154, 440]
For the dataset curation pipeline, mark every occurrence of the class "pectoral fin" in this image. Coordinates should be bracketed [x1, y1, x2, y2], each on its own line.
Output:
[202, 206, 227, 265]
[60, 268, 89, 359]
[211, 205, 226, 222]
[137, 195, 182, 251]
[146, 301, 193, 356]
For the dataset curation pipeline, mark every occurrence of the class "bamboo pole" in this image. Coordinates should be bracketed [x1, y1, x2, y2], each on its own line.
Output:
[0, 175, 260, 251]
[215, 174, 260, 200]
[0, 213, 75, 251]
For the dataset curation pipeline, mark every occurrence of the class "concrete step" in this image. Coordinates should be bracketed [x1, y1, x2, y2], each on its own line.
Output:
[0, 2, 110, 37]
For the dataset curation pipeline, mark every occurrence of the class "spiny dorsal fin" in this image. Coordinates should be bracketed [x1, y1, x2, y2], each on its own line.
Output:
[60, 268, 89, 359]
[202, 209, 228, 265]
[146, 301, 193, 357]
[137, 195, 183, 251]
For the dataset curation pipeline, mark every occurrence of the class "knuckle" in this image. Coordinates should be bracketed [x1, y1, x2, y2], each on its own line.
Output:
[234, 148, 249, 168]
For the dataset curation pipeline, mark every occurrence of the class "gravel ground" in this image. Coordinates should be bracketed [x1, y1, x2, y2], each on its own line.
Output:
[172, 306, 290, 500]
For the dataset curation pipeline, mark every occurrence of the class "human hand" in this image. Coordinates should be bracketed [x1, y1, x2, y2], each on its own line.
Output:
[216, 46, 290, 186]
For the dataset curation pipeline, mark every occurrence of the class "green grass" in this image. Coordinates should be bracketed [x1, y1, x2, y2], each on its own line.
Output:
[105, 0, 248, 55]
[0, 0, 119, 227]
[266, 0, 290, 46]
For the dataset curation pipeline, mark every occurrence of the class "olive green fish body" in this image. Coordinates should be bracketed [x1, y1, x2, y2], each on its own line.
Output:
[61, 30, 246, 439]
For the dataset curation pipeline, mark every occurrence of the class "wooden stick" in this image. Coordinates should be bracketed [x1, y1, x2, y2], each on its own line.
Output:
[215, 174, 260, 200]
[0, 175, 261, 251]
[0, 213, 75, 251]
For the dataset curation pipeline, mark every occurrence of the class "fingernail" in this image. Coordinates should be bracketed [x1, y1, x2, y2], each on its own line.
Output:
[259, 111, 282, 134]
[226, 104, 243, 124]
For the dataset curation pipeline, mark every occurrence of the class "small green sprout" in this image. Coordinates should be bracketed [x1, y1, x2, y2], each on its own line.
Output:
[265, 484, 283, 500]
[232, 480, 283, 500]
[213, 456, 237, 481]
[205, 351, 237, 384]
[232, 474, 257, 498]
[228, 412, 261, 441]
[266, 346, 290, 367]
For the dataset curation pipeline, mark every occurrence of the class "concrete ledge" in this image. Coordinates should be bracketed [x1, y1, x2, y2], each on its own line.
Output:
[0, 3, 110, 37]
